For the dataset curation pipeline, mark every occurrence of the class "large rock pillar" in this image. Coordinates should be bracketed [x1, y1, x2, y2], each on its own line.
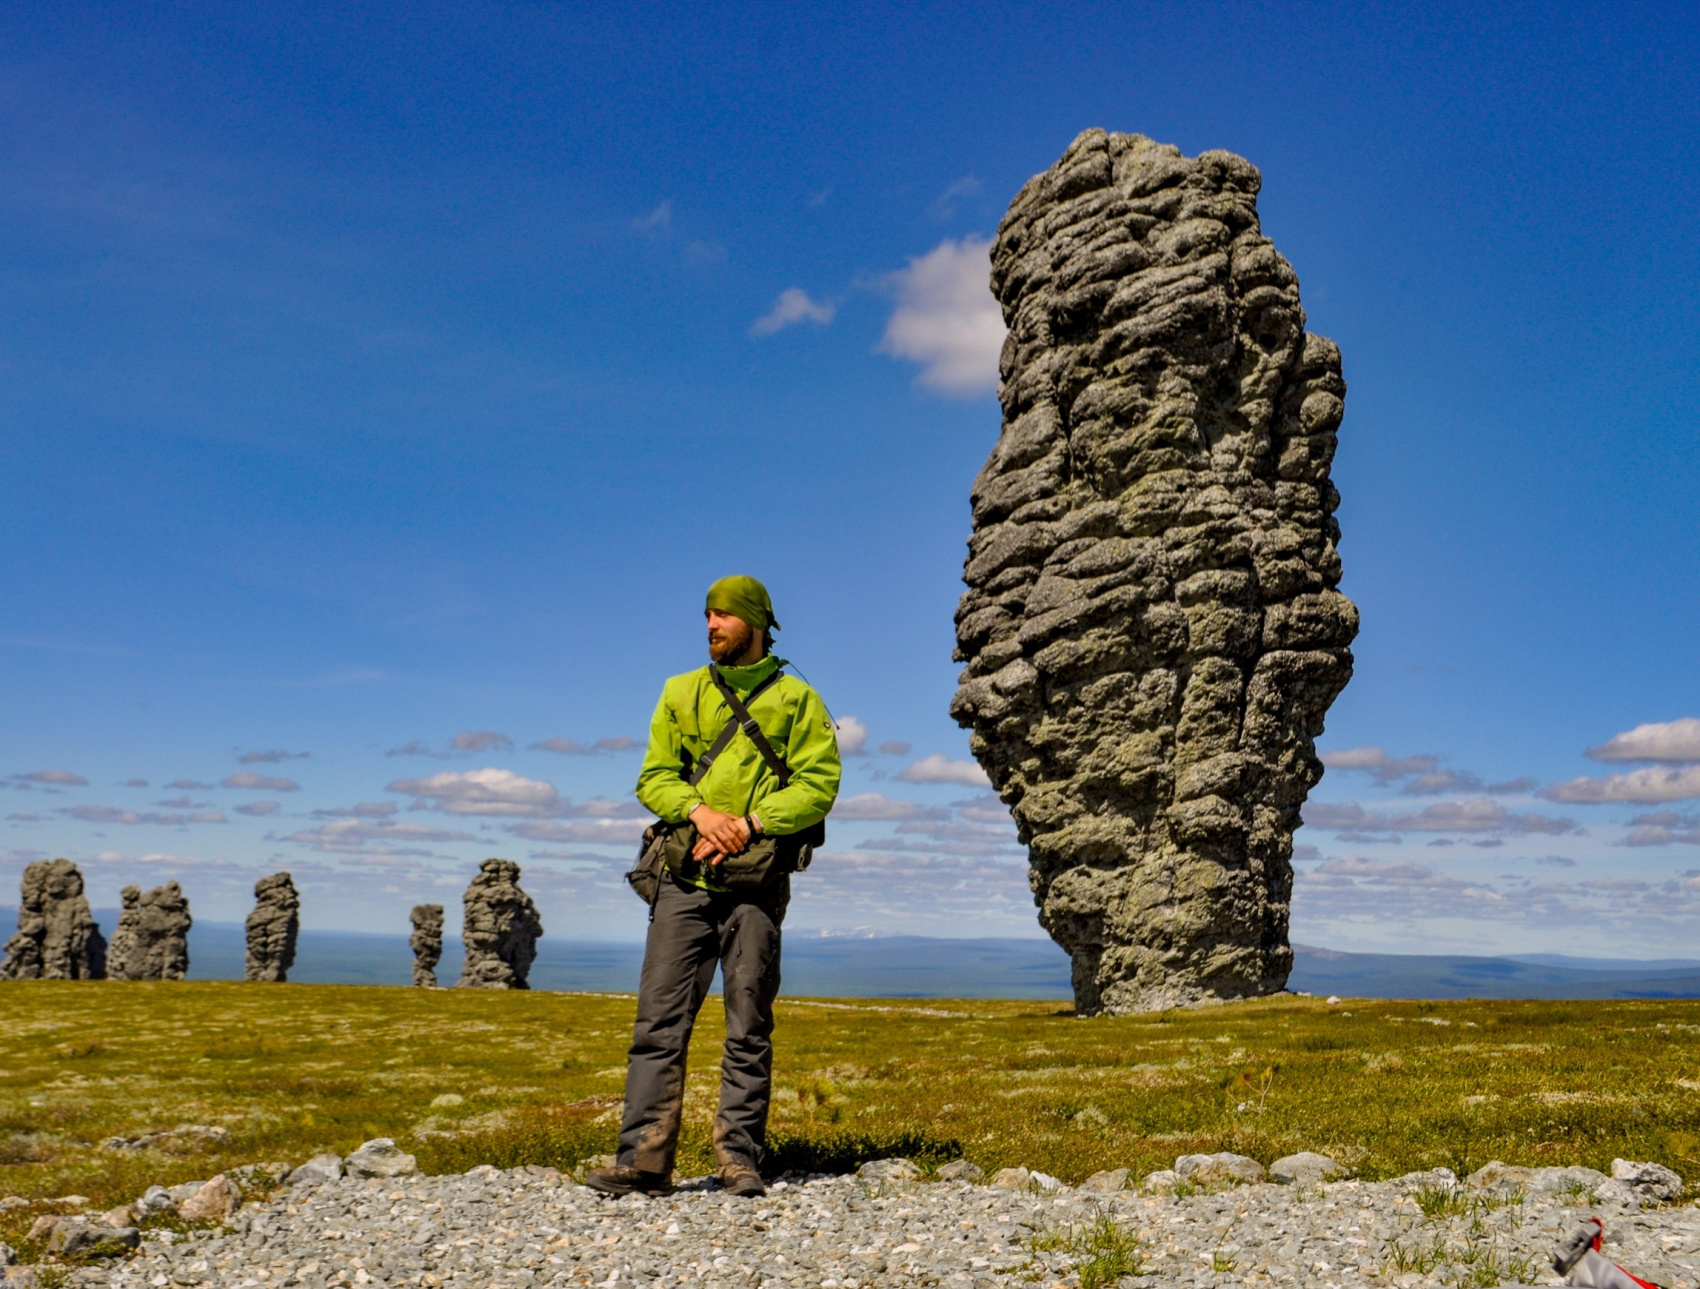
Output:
[951, 130, 1357, 1015]
[0, 859, 106, 980]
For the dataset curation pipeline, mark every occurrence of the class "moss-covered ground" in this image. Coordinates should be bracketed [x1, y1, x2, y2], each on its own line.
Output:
[3, 981, 1699, 1249]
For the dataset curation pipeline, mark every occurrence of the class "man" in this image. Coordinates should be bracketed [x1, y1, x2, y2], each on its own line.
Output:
[587, 575, 841, 1199]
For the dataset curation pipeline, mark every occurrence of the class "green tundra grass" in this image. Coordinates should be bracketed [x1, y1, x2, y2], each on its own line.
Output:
[2, 981, 1699, 1248]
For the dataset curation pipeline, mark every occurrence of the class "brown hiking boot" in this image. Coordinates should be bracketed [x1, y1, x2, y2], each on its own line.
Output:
[584, 1164, 673, 1197]
[716, 1163, 766, 1197]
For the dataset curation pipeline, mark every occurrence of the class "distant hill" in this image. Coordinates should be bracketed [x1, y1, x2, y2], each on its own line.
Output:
[4, 908, 1699, 999]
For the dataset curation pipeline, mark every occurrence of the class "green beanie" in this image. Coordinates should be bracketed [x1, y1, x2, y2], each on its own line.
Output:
[705, 575, 780, 632]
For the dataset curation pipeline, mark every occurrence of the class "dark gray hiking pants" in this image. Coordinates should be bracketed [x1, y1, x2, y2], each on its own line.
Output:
[617, 873, 787, 1177]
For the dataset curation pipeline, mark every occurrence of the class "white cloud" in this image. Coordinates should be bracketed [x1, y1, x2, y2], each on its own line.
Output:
[1303, 798, 1578, 836]
[1622, 811, 1700, 847]
[1587, 718, 1700, 763]
[312, 802, 398, 819]
[284, 818, 477, 855]
[831, 793, 947, 822]
[509, 818, 649, 845]
[877, 236, 1003, 396]
[897, 753, 991, 788]
[1542, 766, 1700, 804]
[834, 716, 869, 757]
[452, 730, 514, 753]
[532, 737, 639, 755]
[165, 779, 214, 789]
[223, 771, 300, 791]
[930, 175, 982, 220]
[879, 740, 911, 756]
[632, 201, 671, 231]
[238, 749, 309, 764]
[751, 287, 835, 337]
[387, 768, 563, 817]
[234, 802, 280, 817]
[124, 779, 148, 788]
[16, 769, 89, 786]
[58, 806, 228, 825]
[385, 741, 440, 758]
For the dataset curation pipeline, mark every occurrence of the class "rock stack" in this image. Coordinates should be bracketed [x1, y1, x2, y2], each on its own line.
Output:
[951, 130, 1357, 1015]
[455, 859, 541, 990]
[244, 872, 300, 983]
[409, 903, 444, 987]
[0, 858, 107, 980]
[106, 881, 193, 981]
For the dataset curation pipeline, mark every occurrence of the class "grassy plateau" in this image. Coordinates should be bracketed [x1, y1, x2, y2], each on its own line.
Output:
[3, 981, 1699, 1249]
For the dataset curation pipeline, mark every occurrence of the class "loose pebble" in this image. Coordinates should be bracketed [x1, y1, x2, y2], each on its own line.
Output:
[49, 1163, 1700, 1289]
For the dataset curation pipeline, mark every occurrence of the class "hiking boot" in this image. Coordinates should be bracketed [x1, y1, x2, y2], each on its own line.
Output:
[716, 1163, 766, 1197]
[584, 1164, 673, 1197]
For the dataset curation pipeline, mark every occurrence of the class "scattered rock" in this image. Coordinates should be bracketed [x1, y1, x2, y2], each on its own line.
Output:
[1142, 1168, 1180, 1194]
[96, 1205, 132, 1227]
[134, 1185, 175, 1216]
[1466, 1159, 1533, 1192]
[1529, 1165, 1609, 1195]
[856, 1158, 920, 1185]
[105, 881, 192, 981]
[288, 1154, 344, 1186]
[1270, 1151, 1345, 1185]
[989, 1166, 1031, 1189]
[244, 871, 300, 982]
[23, 1217, 58, 1243]
[3, 1269, 37, 1289]
[346, 1138, 419, 1179]
[1029, 1171, 1064, 1193]
[1326, 995, 1343, 1005]
[950, 130, 1356, 1015]
[430, 1092, 464, 1108]
[103, 1123, 231, 1152]
[166, 1181, 208, 1205]
[410, 903, 445, 988]
[49, 1223, 139, 1258]
[935, 1160, 983, 1182]
[455, 859, 543, 989]
[230, 1162, 292, 1192]
[0, 1197, 27, 1211]
[1602, 1159, 1683, 1206]
[1176, 1151, 1267, 1186]
[178, 1174, 242, 1222]
[1394, 1167, 1458, 1189]
[0, 859, 107, 980]
[0, 1244, 12, 1268]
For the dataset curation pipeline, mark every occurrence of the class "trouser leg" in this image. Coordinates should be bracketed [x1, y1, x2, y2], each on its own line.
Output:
[712, 881, 787, 1170]
[617, 878, 719, 1175]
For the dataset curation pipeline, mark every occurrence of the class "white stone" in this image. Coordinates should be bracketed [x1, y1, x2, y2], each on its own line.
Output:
[346, 1138, 419, 1179]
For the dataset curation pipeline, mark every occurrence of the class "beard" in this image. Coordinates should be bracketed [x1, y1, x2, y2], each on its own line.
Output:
[708, 618, 760, 664]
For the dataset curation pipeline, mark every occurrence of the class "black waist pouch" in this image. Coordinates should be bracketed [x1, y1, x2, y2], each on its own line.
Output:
[625, 819, 824, 904]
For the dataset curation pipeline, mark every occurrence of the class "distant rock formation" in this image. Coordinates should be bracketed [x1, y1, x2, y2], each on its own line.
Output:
[107, 882, 192, 981]
[244, 872, 300, 983]
[409, 904, 444, 987]
[0, 858, 107, 980]
[951, 130, 1357, 1016]
[456, 859, 541, 990]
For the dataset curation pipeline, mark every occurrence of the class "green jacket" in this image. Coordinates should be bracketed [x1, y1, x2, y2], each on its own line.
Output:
[635, 655, 841, 837]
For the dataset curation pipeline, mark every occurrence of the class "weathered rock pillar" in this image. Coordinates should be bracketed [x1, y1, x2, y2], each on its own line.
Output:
[244, 872, 300, 982]
[409, 904, 444, 987]
[107, 881, 192, 981]
[0, 858, 106, 980]
[951, 130, 1357, 1015]
[456, 859, 541, 990]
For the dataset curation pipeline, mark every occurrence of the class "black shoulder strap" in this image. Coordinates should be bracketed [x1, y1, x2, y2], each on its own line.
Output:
[704, 663, 791, 789]
[685, 666, 786, 787]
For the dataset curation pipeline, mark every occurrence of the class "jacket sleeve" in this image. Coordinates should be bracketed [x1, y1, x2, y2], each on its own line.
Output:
[635, 685, 702, 824]
[752, 684, 842, 835]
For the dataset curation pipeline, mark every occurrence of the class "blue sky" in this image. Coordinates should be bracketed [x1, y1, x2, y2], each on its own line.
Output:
[1, 1, 1696, 953]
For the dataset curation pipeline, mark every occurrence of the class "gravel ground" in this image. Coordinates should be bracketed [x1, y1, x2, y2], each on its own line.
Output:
[56, 1165, 1700, 1289]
